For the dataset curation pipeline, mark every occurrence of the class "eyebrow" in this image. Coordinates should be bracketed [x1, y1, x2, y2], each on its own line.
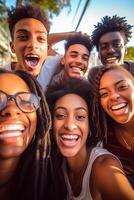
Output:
[54, 106, 88, 112]
[16, 29, 47, 34]
[99, 80, 126, 91]
[69, 51, 89, 57]
[100, 39, 121, 45]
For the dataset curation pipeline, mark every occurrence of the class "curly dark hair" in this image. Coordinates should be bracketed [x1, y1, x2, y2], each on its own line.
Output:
[64, 33, 93, 54]
[88, 64, 134, 143]
[92, 15, 133, 51]
[0, 69, 65, 200]
[7, 4, 50, 39]
[46, 79, 100, 147]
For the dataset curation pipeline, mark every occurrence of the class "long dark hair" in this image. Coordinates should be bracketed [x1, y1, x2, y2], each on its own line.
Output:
[0, 69, 52, 200]
[88, 64, 134, 143]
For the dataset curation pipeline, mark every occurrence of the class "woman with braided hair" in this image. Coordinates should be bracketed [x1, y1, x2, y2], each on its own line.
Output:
[0, 69, 65, 200]
[46, 79, 134, 200]
[88, 64, 134, 190]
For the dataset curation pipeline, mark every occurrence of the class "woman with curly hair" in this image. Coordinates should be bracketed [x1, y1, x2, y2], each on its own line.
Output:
[46, 79, 134, 200]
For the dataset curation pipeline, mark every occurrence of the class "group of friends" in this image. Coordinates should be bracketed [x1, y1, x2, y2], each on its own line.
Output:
[0, 3, 134, 200]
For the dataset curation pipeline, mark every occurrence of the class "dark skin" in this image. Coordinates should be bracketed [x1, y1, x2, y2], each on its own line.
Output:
[0, 73, 37, 200]
[98, 31, 127, 66]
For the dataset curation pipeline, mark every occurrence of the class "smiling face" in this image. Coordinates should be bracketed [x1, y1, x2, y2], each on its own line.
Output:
[99, 69, 134, 124]
[54, 94, 89, 158]
[10, 18, 48, 77]
[0, 73, 37, 159]
[98, 32, 126, 66]
[62, 44, 89, 80]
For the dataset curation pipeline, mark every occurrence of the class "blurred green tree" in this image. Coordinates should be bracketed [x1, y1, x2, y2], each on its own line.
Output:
[125, 47, 134, 60]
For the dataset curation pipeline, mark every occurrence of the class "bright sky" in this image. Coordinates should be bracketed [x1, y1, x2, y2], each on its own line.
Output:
[50, 0, 134, 53]
[6, 0, 134, 52]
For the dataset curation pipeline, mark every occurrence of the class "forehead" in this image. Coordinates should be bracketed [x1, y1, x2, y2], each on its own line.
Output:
[66, 44, 89, 55]
[14, 18, 47, 34]
[99, 31, 125, 44]
[0, 73, 30, 94]
[100, 69, 133, 86]
[55, 93, 88, 110]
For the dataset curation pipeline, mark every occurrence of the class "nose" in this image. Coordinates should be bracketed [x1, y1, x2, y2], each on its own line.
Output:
[75, 55, 83, 64]
[64, 116, 77, 131]
[109, 91, 120, 101]
[107, 44, 116, 53]
[1, 99, 22, 117]
[27, 36, 39, 50]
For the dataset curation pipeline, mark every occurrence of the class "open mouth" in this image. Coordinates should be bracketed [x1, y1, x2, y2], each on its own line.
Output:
[106, 57, 118, 64]
[0, 124, 25, 139]
[111, 103, 127, 111]
[60, 134, 80, 147]
[110, 102, 128, 116]
[25, 55, 39, 69]
[71, 66, 85, 76]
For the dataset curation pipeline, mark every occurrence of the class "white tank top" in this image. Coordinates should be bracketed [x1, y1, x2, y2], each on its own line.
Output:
[62, 147, 120, 200]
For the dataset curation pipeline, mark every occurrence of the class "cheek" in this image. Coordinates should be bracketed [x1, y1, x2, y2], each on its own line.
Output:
[101, 99, 107, 112]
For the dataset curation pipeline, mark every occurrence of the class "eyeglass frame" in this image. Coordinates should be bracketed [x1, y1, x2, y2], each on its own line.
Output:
[0, 90, 41, 113]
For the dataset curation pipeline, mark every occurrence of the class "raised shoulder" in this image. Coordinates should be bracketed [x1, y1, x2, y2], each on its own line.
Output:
[90, 154, 134, 200]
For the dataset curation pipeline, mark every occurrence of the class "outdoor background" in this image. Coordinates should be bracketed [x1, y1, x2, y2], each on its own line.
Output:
[0, 0, 134, 67]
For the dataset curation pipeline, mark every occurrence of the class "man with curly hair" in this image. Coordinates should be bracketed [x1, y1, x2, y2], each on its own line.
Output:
[92, 15, 133, 68]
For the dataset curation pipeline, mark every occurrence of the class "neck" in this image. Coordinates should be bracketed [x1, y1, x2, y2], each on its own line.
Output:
[113, 123, 134, 150]
[63, 71, 70, 82]
[66, 146, 89, 173]
[66, 146, 90, 196]
[115, 122, 134, 137]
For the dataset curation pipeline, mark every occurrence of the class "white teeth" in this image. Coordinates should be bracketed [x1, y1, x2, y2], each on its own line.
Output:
[111, 103, 126, 110]
[0, 131, 22, 139]
[0, 124, 24, 132]
[72, 67, 83, 72]
[107, 57, 116, 61]
[61, 134, 79, 140]
[26, 55, 39, 58]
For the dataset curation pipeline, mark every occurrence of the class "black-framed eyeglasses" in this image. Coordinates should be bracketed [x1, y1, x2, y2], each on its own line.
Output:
[0, 90, 40, 113]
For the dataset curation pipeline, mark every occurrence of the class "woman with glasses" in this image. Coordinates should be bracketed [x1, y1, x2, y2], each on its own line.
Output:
[0, 69, 64, 200]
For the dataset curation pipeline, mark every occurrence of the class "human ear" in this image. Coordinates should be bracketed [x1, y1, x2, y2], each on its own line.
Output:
[10, 41, 15, 53]
[61, 56, 65, 65]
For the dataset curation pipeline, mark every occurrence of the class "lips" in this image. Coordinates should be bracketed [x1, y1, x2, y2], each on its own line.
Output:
[60, 133, 80, 147]
[106, 57, 118, 64]
[110, 102, 128, 116]
[61, 134, 79, 140]
[70, 66, 85, 77]
[111, 102, 127, 111]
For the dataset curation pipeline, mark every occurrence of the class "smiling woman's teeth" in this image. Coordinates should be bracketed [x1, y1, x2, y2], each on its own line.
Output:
[61, 134, 79, 140]
[111, 103, 127, 111]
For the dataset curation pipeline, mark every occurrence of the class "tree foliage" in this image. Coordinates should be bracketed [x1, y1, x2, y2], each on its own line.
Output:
[124, 47, 134, 60]
[16, 0, 71, 17]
